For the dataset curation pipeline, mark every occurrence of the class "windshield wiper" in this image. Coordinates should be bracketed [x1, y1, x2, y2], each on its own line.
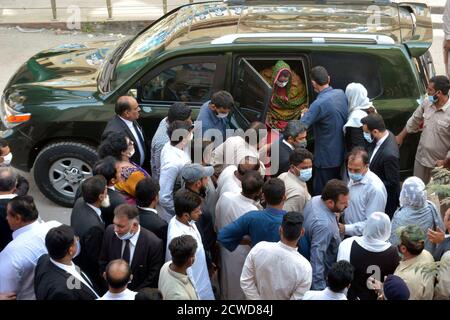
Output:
[99, 38, 133, 92]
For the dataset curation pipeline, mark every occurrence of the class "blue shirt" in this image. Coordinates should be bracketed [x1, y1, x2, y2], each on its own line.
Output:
[303, 196, 342, 290]
[217, 207, 309, 258]
[195, 100, 229, 142]
[300, 87, 348, 168]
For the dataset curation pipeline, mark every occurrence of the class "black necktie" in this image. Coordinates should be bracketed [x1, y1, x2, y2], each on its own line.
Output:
[133, 121, 145, 149]
[122, 239, 131, 264]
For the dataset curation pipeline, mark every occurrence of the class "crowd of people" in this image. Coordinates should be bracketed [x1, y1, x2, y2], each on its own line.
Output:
[0, 63, 449, 301]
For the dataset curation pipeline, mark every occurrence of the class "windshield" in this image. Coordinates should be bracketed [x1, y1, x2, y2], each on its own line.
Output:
[110, 5, 198, 91]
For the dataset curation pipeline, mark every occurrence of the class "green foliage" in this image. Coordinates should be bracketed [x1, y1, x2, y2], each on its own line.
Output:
[414, 260, 450, 282]
[427, 167, 450, 206]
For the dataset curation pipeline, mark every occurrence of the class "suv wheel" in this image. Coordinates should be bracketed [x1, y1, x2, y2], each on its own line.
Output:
[34, 142, 98, 207]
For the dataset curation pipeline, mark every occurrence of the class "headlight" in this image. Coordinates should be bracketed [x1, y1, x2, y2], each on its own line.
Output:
[1, 94, 31, 129]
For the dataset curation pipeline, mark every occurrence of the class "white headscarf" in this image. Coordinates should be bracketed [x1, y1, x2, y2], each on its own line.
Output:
[355, 212, 392, 252]
[399, 176, 427, 209]
[343, 83, 376, 131]
[338, 212, 392, 261]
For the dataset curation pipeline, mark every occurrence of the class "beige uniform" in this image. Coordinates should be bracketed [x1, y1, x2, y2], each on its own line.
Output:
[405, 99, 450, 183]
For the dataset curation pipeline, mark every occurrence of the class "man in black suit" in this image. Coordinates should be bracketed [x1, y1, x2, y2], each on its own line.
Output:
[0, 167, 18, 251]
[101, 96, 149, 171]
[99, 204, 164, 290]
[135, 177, 168, 249]
[270, 121, 308, 176]
[73, 157, 126, 227]
[93, 156, 126, 226]
[70, 175, 109, 292]
[362, 113, 400, 218]
[34, 225, 99, 300]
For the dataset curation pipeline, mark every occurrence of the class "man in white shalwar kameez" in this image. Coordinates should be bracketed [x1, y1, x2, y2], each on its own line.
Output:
[215, 171, 264, 300]
[216, 156, 261, 198]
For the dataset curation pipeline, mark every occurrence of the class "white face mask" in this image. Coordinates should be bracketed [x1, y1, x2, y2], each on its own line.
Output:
[126, 146, 135, 158]
[1, 152, 12, 166]
[276, 80, 288, 88]
[73, 239, 81, 258]
[115, 229, 134, 241]
[217, 112, 228, 119]
[101, 194, 110, 208]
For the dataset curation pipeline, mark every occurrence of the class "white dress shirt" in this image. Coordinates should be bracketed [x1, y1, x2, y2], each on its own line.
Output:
[212, 136, 259, 166]
[86, 203, 103, 222]
[120, 226, 141, 264]
[303, 287, 348, 300]
[216, 165, 242, 197]
[215, 192, 261, 300]
[282, 139, 295, 150]
[159, 142, 191, 215]
[119, 116, 145, 165]
[50, 258, 99, 298]
[369, 131, 389, 163]
[166, 217, 215, 300]
[98, 289, 137, 300]
[0, 220, 61, 300]
[344, 170, 387, 236]
[241, 241, 312, 300]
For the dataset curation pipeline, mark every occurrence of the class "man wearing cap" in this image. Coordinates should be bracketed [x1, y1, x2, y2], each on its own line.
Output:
[394, 225, 435, 300]
[180, 164, 217, 289]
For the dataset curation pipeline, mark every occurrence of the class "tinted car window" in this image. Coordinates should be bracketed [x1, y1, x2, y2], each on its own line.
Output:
[141, 62, 216, 103]
[311, 52, 382, 99]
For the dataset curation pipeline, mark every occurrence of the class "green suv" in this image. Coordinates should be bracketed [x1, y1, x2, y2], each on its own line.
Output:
[0, 0, 435, 206]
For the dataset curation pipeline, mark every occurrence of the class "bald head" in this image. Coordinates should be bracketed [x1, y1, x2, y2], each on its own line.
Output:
[105, 259, 132, 290]
[115, 96, 140, 121]
[0, 167, 17, 193]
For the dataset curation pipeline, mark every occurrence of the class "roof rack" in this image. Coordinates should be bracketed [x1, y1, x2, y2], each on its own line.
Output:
[223, 0, 392, 5]
[211, 33, 395, 45]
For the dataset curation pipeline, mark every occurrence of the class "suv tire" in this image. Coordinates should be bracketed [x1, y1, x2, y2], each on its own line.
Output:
[33, 142, 98, 207]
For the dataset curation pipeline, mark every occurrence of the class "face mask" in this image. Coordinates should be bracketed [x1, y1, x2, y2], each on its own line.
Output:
[101, 194, 110, 208]
[276, 80, 288, 88]
[199, 185, 207, 198]
[217, 112, 228, 119]
[298, 168, 313, 182]
[115, 229, 134, 241]
[126, 146, 135, 158]
[1, 152, 12, 166]
[298, 140, 307, 149]
[73, 239, 81, 258]
[363, 132, 373, 143]
[428, 94, 438, 104]
[348, 171, 364, 182]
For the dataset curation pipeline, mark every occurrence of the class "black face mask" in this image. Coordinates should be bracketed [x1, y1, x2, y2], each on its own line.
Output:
[199, 185, 207, 198]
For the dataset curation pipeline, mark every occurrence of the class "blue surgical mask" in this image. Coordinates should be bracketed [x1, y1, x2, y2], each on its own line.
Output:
[348, 171, 364, 182]
[299, 168, 313, 182]
[363, 132, 373, 143]
[428, 94, 438, 104]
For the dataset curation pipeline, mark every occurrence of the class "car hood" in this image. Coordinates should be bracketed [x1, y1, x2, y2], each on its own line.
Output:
[4, 39, 122, 98]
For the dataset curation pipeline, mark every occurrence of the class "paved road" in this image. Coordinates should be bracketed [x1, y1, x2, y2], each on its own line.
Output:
[0, 27, 124, 224]
[0, 22, 446, 225]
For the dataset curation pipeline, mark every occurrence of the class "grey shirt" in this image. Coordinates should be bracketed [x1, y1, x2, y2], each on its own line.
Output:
[151, 117, 170, 181]
[303, 196, 342, 290]
[344, 170, 387, 236]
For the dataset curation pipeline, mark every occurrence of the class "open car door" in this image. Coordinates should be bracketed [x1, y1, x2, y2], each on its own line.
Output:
[231, 58, 272, 130]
